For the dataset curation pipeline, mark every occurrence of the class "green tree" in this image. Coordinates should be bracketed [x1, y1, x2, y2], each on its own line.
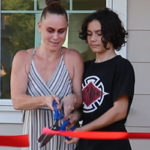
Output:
[1, 0, 35, 98]
[2, 0, 34, 10]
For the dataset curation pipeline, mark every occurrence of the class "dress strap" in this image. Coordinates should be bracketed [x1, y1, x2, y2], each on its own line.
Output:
[32, 49, 36, 57]
[30, 49, 37, 62]
[60, 47, 64, 60]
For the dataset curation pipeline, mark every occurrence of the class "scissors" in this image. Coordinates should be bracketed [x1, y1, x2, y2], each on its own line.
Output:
[38, 101, 73, 147]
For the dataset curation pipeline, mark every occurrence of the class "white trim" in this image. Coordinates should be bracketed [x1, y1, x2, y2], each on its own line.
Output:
[106, 0, 113, 8]
[106, 0, 127, 58]
[0, 100, 23, 124]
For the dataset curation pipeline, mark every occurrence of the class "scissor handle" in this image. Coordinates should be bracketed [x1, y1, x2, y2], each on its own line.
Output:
[52, 101, 64, 120]
[59, 119, 75, 140]
[59, 119, 70, 131]
[52, 101, 75, 140]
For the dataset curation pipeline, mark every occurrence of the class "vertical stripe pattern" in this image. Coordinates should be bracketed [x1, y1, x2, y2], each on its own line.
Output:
[23, 51, 76, 150]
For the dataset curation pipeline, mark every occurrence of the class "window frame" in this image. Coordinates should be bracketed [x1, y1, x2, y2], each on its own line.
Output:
[0, 0, 127, 123]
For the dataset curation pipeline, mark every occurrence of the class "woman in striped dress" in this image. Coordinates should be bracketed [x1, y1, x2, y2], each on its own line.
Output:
[10, 1, 83, 150]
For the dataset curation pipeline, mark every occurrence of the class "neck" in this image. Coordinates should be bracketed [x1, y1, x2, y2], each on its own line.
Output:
[95, 50, 116, 63]
[36, 46, 61, 60]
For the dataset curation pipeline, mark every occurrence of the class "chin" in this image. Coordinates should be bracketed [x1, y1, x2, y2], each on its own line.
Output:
[91, 48, 100, 52]
[49, 44, 60, 50]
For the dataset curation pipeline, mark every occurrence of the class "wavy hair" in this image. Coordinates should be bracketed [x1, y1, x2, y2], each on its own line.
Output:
[79, 8, 128, 51]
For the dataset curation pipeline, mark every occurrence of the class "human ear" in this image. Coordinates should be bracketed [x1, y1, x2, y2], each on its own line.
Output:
[37, 21, 42, 33]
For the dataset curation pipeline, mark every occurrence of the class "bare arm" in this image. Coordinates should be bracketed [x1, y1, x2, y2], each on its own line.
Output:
[78, 95, 129, 131]
[62, 49, 84, 117]
[72, 50, 84, 108]
[11, 50, 59, 110]
[66, 95, 129, 144]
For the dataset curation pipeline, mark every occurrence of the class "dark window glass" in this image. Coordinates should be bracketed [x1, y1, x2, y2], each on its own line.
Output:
[2, 0, 34, 10]
[37, 0, 69, 10]
[1, 14, 35, 98]
[73, 0, 106, 10]
[68, 14, 95, 61]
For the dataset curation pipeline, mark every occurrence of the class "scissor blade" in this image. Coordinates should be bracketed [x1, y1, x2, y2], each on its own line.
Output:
[38, 120, 59, 147]
[38, 134, 54, 147]
[38, 134, 46, 142]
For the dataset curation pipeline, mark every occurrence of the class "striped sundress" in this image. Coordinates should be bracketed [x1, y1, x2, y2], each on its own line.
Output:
[23, 49, 76, 150]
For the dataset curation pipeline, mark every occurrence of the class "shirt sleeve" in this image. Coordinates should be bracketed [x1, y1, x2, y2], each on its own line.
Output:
[111, 59, 135, 105]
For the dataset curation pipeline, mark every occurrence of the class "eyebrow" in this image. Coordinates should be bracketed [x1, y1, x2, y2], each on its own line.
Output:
[87, 29, 101, 32]
[47, 27, 67, 30]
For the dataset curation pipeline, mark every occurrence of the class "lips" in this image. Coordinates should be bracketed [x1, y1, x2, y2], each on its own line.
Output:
[90, 45, 99, 48]
[49, 41, 60, 47]
[50, 41, 59, 44]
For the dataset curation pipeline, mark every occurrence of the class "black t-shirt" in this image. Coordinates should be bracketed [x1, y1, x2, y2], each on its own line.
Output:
[76, 55, 135, 150]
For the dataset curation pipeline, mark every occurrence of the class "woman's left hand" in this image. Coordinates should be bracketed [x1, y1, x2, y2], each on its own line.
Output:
[61, 94, 75, 117]
[67, 110, 81, 129]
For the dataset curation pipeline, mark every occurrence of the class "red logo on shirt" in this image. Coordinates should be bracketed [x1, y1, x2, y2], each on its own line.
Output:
[82, 76, 108, 113]
[82, 82, 102, 106]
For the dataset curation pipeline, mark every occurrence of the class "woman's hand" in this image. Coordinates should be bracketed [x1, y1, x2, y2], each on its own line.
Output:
[61, 94, 75, 117]
[67, 110, 81, 129]
[44, 95, 60, 110]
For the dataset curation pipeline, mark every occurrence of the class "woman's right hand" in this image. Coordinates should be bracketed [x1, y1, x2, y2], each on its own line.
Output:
[44, 95, 60, 110]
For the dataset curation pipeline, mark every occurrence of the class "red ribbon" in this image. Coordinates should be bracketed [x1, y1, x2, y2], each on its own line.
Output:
[42, 127, 150, 140]
[0, 135, 29, 147]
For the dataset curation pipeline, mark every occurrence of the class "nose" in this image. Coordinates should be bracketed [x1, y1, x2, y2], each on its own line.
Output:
[90, 34, 97, 41]
[53, 32, 59, 40]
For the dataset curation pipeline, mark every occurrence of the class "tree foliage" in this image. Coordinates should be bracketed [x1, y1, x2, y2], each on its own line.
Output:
[1, 0, 35, 98]
[2, 0, 34, 10]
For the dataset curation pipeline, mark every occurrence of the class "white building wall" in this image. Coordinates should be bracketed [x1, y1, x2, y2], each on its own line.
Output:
[0, 124, 22, 150]
[126, 0, 150, 149]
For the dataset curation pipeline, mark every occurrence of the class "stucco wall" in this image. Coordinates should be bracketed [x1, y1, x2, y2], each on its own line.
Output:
[126, 0, 150, 149]
[0, 123, 22, 150]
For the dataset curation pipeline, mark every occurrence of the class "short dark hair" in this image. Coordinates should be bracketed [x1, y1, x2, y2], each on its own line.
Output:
[41, 0, 68, 22]
[79, 8, 128, 51]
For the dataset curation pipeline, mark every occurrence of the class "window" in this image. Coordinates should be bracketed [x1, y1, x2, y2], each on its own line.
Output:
[0, 0, 127, 100]
[73, 0, 105, 10]
[1, 13, 35, 98]
[2, 0, 34, 10]
[0, 0, 106, 99]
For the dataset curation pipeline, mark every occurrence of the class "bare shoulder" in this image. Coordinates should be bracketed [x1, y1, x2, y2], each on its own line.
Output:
[62, 47, 84, 79]
[13, 49, 33, 63]
[62, 47, 83, 62]
[12, 48, 34, 72]
[13, 48, 33, 61]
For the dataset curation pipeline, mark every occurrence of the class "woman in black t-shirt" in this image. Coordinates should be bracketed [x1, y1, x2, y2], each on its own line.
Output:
[66, 8, 135, 150]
